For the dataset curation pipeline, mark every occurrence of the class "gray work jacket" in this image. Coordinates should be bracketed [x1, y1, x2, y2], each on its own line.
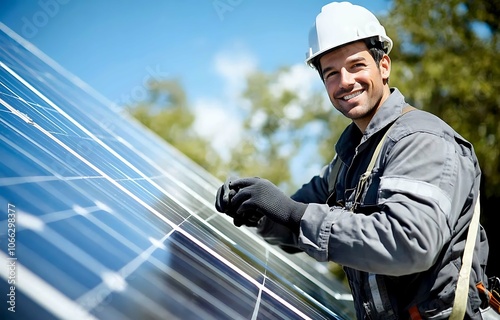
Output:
[257, 88, 490, 319]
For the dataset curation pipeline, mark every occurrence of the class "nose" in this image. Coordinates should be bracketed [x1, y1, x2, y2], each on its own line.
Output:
[339, 68, 355, 88]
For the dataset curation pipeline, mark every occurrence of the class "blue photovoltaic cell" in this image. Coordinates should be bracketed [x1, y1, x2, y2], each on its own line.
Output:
[0, 23, 355, 319]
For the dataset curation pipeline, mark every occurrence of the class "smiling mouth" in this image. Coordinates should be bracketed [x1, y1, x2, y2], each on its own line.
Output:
[342, 90, 363, 101]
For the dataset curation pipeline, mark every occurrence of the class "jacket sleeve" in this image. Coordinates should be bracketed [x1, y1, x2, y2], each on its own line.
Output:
[298, 129, 478, 276]
[256, 164, 331, 252]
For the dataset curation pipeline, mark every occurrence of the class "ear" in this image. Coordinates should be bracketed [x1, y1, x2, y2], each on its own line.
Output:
[379, 54, 391, 81]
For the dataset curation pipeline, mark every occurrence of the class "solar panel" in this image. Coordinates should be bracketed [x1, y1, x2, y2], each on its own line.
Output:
[0, 23, 355, 320]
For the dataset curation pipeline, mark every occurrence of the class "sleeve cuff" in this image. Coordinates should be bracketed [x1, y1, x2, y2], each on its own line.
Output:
[298, 203, 338, 261]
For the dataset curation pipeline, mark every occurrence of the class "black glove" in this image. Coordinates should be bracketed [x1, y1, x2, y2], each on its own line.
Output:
[214, 177, 263, 227]
[228, 177, 307, 234]
[215, 176, 236, 213]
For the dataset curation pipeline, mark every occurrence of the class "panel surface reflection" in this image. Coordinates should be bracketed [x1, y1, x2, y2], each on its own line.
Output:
[0, 24, 355, 320]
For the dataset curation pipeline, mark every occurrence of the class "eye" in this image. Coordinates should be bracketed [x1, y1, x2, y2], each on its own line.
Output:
[352, 63, 366, 69]
[323, 70, 338, 81]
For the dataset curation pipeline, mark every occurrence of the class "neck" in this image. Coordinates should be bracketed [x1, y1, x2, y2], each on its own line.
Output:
[354, 86, 391, 133]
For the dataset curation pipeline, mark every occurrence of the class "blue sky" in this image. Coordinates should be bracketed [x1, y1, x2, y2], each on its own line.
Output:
[1, 0, 392, 182]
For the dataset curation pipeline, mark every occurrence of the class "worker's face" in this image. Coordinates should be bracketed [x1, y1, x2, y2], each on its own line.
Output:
[319, 41, 391, 131]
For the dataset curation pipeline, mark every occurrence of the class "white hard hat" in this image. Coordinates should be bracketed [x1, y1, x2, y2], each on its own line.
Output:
[305, 2, 393, 68]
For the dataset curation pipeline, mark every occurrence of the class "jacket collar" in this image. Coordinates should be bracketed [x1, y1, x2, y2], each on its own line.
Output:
[362, 87, 407, 142]
[334, 88, 407, 163]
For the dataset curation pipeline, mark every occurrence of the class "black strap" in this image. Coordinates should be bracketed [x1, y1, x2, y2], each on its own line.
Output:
[327, 156, 342, 194]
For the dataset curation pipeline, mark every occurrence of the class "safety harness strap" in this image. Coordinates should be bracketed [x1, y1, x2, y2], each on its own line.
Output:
[449, 192, 482, 320]
[353, 105, 415, 210]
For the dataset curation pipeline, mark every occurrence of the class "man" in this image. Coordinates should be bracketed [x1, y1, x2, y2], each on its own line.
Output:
[215, 2, 493, 319]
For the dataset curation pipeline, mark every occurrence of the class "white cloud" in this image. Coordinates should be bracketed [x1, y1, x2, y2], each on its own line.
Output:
[192, 45, 258, 160]
[213, 44, 258, 99]
[191, 47, 331, 165]
[283, 102, 303, 120]
[193, 98, 243, 160]
[249, 109, 267, 130]
[270, 63, 320, 101]
[269, 63, 331, 119]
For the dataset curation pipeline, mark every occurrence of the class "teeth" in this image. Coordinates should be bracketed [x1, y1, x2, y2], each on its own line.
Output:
[343, 91, 362, 100]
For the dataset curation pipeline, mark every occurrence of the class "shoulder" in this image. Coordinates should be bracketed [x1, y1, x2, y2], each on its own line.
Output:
[387, 109, 476, 160]
[389, 109, 458, 142]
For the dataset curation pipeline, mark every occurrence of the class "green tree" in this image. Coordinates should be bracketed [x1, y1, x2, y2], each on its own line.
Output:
[384, 0, 500, 275]
[126, 78, 223, 173]
[230, 67, 349, 193]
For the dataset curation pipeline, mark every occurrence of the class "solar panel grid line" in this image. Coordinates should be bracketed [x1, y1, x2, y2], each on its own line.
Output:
[0, 23, 124, 116]
[3, 69, 314, 318]
[5, 98, 240, 320]
[0, 140, 320, 320]
[0, 175, 103, 187]
[138, 267, 238, 320]
[3, 165, 164, 252]
[251, 251, 270, 320]
[0, 22, 356, 319]
[5, 183, 181, 295]
[0, 80, 71, 136]
[15, 242, 91, 298]
[0, 106, 100, 180]
[3, 21, 220, 194]
[17, 212, 114, 277]
[113, 144, 218, 210]
[165, 234, 267, 319]
[4, 58, 159, 173]
[0, 110, 199, 245]
[0, 83, 87, 140]
[251, 276, 266, 320]
[0, 110, 211, 318]
[3, 202, 222, 319]
[1, 124, 173, 243]
[0, 251, 98, 320]
[75, 231, 172, 311]
[2, 80, 191, 238]
[76, 233, 232, 320]
[3, 57, 219, 227]
[174, 227, 315, 319]
[185, 217, 353, 317]
[235, 222, 353, 302]
[0, 95, 33, 126]
[10, 242, 169, 320]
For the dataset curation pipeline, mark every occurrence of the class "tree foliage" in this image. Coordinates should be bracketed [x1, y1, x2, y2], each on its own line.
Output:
[385, 0, 500, 198]
[126, 69, 348, 194]
[234, 68, 348, 193]
[385, 0, 500, 275]
[126, 79, 223, 173]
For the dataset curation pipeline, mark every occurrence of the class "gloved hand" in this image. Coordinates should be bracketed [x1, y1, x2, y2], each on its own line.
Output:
[214, 177, 263, 227]
[215, 176, 236, 213]
[228, 177, 308, 234]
